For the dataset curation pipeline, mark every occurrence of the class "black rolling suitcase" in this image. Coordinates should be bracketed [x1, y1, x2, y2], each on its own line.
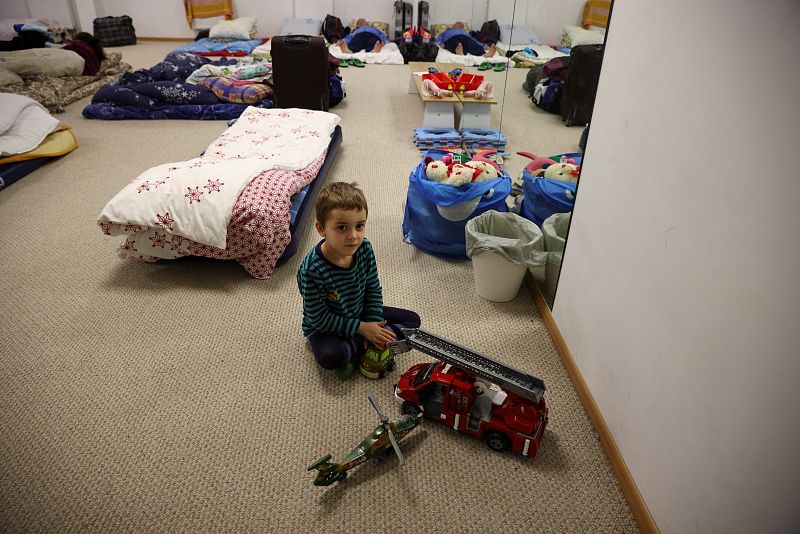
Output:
[403, 2, 413, 30]
[560, 44, 604, 126]
[418, 1, 429, 29]
[393, 1, 404, 39]
[271, 35, 330, 111]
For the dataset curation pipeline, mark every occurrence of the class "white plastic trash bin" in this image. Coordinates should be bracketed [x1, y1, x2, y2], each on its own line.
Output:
[542, 212, 571, 299]
[472, 250, 528, 302]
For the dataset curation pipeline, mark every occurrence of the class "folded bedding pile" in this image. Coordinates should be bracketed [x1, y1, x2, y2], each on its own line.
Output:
[82, 51, 273, 120]
[509, 45, 569, 68]
[173, 37, 265, 57]
[0, 94, 78, 190]
[97, 107, 341, 278]
[175, 16, 262, 56]
[0, 49, 131, 112]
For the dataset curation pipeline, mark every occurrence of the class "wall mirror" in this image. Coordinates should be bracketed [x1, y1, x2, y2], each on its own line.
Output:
[376, 0, 608, 307]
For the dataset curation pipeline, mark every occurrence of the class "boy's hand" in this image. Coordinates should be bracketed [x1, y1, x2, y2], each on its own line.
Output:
[358, 320, 396, 350]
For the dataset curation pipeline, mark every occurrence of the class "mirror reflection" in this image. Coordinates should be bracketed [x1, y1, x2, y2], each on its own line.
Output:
[294, 0, 608, 308]
[483, 0, 608, 306]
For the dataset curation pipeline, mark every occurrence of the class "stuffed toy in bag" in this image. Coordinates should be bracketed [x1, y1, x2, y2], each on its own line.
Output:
[424, 151, 500, 186]
[536, 161, 580, 182]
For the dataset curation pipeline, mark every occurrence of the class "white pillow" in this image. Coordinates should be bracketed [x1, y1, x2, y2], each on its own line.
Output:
[562, 25, 604, 47]
[279, 18, 322, 36]
[499, 24, 542, 46]
[0, 67, 24, 87]
[209, 17, 258, 40]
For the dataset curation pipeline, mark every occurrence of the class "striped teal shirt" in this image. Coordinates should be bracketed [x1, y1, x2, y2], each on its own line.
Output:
[297, 238, 384, 338]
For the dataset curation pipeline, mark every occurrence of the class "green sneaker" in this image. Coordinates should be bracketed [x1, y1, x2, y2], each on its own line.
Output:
[335, 362, 354, 380]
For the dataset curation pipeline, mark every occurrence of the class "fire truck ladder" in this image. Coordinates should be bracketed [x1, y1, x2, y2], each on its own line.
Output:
[388, 328, 545, 403]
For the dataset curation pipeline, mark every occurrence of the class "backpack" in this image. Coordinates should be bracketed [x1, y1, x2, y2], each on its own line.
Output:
[477, 19, 500, 45]
[533, 79, 564, 114]
[322, 14, 347, 44]
[522, 64, 546, 95]
[543, 56, 570, 82]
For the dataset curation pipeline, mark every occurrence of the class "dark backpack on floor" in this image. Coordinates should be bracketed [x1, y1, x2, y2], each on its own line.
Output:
[322, 14, 347, 44]
[543, 56, 570, 82]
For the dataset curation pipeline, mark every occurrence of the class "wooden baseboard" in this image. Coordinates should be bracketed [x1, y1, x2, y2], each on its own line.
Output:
[525, 273, 659, 534]
[137, 37, 192, 42]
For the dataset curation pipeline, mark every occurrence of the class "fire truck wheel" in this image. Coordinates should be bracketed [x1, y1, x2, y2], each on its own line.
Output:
[401, 401, 422, 416]
[484, 431, 511, 452]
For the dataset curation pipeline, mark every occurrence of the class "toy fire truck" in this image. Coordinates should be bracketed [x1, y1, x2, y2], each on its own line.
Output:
[389, 328, 548, 458]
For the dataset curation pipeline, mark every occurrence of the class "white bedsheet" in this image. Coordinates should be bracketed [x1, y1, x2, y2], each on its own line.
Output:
[434, 48, 510, 67]
[97, 107, 340, 250]
[328, 42, 404, 65]
[0, 93, 60, 157]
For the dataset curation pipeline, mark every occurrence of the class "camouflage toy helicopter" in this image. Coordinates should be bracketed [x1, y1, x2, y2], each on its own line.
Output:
[307, 390, 423, 486]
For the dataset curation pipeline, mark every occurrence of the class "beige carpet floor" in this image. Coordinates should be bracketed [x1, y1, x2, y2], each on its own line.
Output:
[0, 42, 636, 533]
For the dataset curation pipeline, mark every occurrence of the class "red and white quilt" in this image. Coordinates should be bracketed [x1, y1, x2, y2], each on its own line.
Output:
[97, 107, 340, 278]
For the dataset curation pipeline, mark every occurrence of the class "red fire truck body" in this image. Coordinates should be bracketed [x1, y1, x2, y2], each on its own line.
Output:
[390, 330, 548, 458]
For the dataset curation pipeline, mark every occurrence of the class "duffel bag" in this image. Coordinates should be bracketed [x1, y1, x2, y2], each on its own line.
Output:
[93, 15, 137, 47]
[402, 149, 512, 259]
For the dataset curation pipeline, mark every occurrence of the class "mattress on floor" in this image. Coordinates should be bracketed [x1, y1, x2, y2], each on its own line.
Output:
[0, 156, 52, 190]
[97, 108, 342, 279]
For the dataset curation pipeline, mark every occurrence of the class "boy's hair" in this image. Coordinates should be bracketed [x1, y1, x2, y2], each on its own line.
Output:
[315, 182, 369, 225]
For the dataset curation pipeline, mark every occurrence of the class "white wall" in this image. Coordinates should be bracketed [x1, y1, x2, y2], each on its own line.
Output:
[0, 0, 31, 19]
[552, 0, 800, 532]
[488, 0, 584, 45]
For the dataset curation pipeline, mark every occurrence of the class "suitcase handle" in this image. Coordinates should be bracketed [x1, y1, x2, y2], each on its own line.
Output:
[285, 35, 311, 47]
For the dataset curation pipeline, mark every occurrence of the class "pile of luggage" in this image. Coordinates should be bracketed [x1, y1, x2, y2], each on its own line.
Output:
[522, 44, 604, 126]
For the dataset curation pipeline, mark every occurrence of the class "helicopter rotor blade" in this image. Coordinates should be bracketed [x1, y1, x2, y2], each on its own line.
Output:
[367, 389, 388, 424]
[368, 390, 406, 465]
[386, 425, 405, 465]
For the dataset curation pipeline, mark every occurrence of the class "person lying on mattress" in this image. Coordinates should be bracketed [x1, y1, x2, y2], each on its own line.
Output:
[337, 18, 388, 53]
[437, 21, 496, 57]
[297, 182, 422, 380]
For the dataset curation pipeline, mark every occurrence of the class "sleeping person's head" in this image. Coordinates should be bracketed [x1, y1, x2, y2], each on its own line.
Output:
[356, 18, 367, 28]
[453, 21, 466, 30]
[74, 31, 106, 61]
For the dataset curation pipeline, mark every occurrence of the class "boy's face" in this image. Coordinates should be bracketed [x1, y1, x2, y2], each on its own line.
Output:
[315, 208, 367, 257]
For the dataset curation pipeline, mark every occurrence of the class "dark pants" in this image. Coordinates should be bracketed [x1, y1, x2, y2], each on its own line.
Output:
[309, 306, 421, 369]
[347, 33, 380, 53]
[444, 35, 485, 56]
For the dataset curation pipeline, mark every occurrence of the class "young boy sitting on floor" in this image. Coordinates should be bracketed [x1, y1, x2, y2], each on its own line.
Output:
[337, 18, 388, 53]
[297, 182, 421, 380]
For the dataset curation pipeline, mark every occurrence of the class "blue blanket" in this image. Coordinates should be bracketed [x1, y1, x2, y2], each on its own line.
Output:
[173, 38, 264, 56]
[82, 51, 272, 120]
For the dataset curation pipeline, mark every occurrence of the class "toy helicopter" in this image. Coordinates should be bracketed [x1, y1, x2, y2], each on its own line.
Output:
[307, 390, 423, 486]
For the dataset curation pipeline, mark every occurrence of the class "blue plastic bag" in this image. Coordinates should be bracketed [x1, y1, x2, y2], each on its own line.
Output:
[403, 149, 512, 259]
[519, 153, 582, 227]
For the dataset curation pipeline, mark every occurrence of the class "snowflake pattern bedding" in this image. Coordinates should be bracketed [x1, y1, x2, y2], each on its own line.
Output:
[97, 107, 341, 278]
[82, 51, 272, 120]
